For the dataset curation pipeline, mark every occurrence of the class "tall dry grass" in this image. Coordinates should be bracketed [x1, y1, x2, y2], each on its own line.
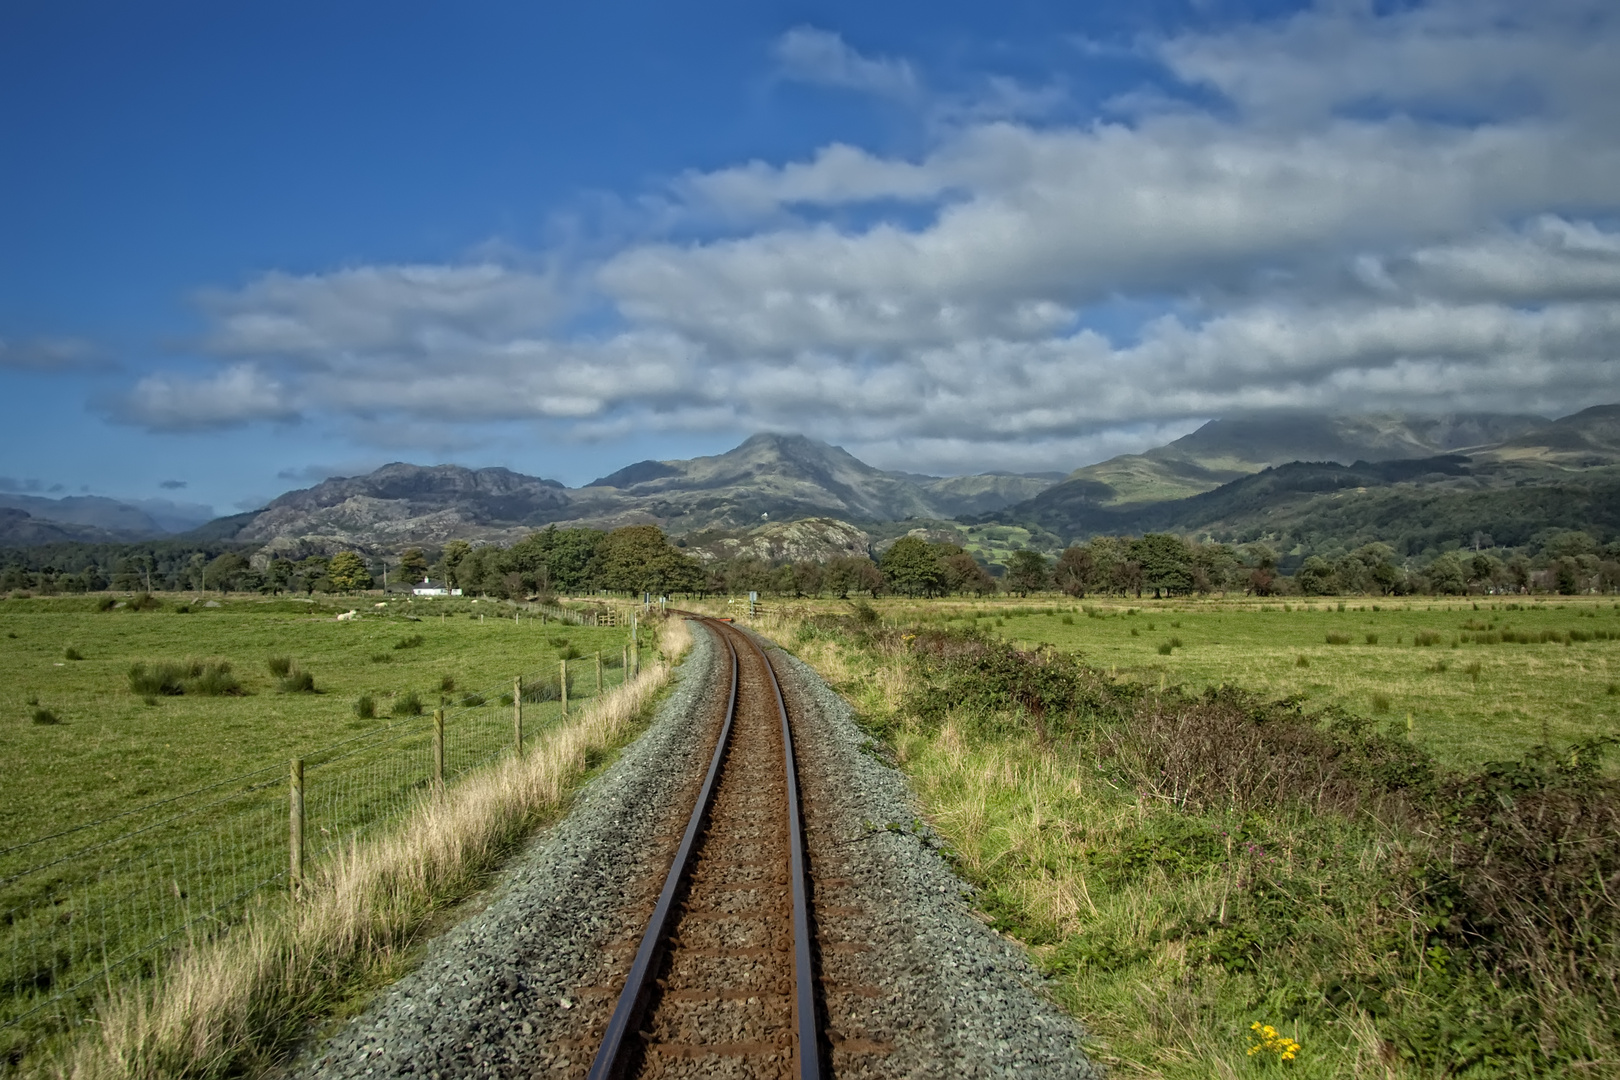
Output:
[50, 616, 692, 1080]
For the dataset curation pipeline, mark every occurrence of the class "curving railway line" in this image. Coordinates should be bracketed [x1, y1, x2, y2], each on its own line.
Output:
[295, 613, 1096, 1080]
[584, 615, 829, 1079]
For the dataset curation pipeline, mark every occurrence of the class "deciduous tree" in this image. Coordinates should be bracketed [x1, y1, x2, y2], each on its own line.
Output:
[326, 551, 372, 594]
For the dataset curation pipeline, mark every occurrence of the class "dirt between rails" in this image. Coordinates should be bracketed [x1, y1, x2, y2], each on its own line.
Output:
[289, 622, 1096, 1080]
[613, 630, 800, 1078]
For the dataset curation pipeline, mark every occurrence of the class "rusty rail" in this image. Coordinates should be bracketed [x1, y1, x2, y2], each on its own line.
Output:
[586, 614, 821, 1079]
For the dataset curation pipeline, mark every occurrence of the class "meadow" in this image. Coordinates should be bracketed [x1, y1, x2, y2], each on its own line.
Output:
[1, 591, 646, 1065]
[2, 592, 639, 863]
[843, 595, 1620, 767]
[732, 593, 1620, 1078]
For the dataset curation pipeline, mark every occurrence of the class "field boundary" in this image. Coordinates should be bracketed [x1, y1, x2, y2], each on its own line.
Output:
[1, 640, 649, 1066]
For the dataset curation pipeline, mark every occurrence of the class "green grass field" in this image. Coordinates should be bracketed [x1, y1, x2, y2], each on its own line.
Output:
[2, 593, 639, 856]
[1, 592, 646, 1057]
[884, 595, 1620, 766]
[766, 597, 1620, 1077]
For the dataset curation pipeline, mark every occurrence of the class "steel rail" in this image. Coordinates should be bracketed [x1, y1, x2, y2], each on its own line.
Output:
[585, 614, 821, 1080]
[585, 619, 739, 1080]
[749, 621, 824, 1080]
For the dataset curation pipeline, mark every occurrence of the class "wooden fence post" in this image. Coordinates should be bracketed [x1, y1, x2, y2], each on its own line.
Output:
[434, 708, 445, 787]
[622, 645, 628, 682]
[595, 651, 602, 694]
[289, 758, 304, 896]
[560, 659, 569, 716]
[630, 609, 639, 677]
[514, 676, 523, 757]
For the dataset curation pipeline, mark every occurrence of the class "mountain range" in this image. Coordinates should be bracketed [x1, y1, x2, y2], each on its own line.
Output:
[990, 405, 1620, 551]
[2, 406, 1616, 557]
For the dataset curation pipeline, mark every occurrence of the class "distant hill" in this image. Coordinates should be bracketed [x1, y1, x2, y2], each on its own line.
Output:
[1475, 404, 1620, 470]
[213, 434, 1062, 553]
[20, 408, 1615, 562]
[0, 493, 216, 540]
[0, 508, 126, 546]
[1065, 411, 1548, 505]
[0, 493, 166, 538]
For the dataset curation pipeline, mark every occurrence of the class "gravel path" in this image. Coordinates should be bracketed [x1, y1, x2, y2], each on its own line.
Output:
[288, 623, 1097, 1079]
[772, 642, 1097, 1079]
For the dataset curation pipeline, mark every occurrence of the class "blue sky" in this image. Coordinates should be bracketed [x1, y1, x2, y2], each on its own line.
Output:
[3, 0, 1618, 522]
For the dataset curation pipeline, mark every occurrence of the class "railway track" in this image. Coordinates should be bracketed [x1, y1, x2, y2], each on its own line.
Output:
[585, 615, 821, 1079]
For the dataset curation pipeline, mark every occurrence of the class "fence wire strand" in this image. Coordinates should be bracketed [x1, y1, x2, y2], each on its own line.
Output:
[0, 642, 636, 1060]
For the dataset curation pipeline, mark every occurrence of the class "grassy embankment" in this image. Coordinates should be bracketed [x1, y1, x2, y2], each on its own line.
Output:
[1, 593, 675, 1078]
[747, 595, 1619, 1078]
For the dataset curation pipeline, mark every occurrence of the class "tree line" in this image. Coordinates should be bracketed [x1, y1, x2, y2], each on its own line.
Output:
[3, 525, 1617, 599]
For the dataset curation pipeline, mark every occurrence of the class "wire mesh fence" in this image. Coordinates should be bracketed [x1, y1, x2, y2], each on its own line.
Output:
[0, 645, 638, 1060]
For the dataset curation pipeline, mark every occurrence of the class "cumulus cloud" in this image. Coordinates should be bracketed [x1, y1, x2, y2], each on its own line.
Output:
[116, 364, 299, 431]
[107, 2, 1620, 474]
[773, 27, 919, 100]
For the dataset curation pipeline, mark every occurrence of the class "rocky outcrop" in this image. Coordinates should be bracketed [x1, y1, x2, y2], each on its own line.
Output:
[219, 436, 1062, 551]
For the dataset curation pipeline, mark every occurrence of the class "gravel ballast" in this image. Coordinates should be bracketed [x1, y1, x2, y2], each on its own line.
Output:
[289, 622, 1097, 1079]
[772, 642, 1097, 1079]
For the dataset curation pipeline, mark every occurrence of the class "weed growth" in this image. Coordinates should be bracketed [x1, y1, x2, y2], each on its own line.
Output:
[127, 659, 242, 697]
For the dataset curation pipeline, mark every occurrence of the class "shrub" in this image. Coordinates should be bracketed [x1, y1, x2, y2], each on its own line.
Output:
[1061, 614, 1074, 625]
[459, 692, 486, 707]
[1365, 633, 1379, 645]
[142, 695, 159, 707]
[1168, 636, 1183, 649]
[557, 645, 582, 661]
[1372, 692, 1392, 713]
[354, 694, 376, 720]
[438, 674, 455, 692]
[1129, 627, 1140, 637]
[276, 669, 316, 693]
[190, 662, 243, 696]
[63, 647, 83, 660]
[1157, 642, 1174, 655]
[127, 592, 162, 611]
[390, 691, 423, 717]
[128, 661, 188, 696]
[1418, 741, 1620, 1024]
[31, 708, 60, 725]
[369, 653, 392, 664]
[266, 656, 293, 677]
[1325, 632, 1352, 645]
[128, 659, 242, 697]
[96, 597, 116, 612]
[1414, 630, 1444, 647]
[1609, 682, 1619, 696]
[393, 634, 425, 650]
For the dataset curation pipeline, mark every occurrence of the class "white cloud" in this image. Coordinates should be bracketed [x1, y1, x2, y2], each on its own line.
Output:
[1158, 0, 1620, 127]
[773, 27, 919, 100]
[108, 2, 1620, 474]
[118, 364, 298, 431]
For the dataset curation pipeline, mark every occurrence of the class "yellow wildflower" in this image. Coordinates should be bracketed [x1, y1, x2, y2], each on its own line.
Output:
[1248, 1021, 1301, 1062]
